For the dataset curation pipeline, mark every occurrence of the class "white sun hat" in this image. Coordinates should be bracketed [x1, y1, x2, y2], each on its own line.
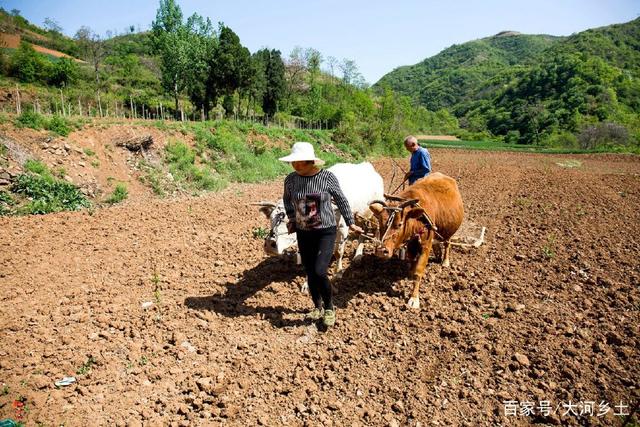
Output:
[278, 142, 325, 165]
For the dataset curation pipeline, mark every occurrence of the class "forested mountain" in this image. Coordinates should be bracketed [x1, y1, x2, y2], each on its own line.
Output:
[376, 18, 640, 146]
[375, 32, 562, 111]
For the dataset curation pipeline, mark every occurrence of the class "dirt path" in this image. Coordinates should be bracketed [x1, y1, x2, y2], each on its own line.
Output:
[1, 150, 638, 426]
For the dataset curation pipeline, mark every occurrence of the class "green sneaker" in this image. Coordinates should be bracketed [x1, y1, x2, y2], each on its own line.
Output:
[323, 309, 336, 327]
[305, 308, 323, 321]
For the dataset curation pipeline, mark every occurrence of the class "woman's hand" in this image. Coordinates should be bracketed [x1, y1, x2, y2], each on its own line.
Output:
[349, 224, 363, 234]
[287, 222, 296, 234]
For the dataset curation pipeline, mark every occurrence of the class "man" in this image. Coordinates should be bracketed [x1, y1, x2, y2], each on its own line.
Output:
[403, 135, 432, 185]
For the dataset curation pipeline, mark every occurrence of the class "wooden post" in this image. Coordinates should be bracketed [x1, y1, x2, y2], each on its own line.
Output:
[60, 89, 65, 116]
[15, 84, 21, 114]
[97, 91, 103, 118]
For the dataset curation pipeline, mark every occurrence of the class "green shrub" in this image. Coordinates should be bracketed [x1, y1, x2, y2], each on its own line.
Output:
[47, 115, 72, 136]
[545, 131, 579, 148]
[12, 173, 90, 214]
[15, 111, 46, 130]
[105, 183, 128, 204]
[10, 41, 51, 83]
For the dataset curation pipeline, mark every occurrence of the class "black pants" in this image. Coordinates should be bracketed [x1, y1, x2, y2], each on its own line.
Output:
[297, 226, 336, 310]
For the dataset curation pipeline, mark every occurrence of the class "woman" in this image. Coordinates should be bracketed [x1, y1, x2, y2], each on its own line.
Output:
[280, 142, 363, 327]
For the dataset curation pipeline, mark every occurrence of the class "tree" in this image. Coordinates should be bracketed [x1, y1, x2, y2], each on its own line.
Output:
[208, 24, 251, 117]
[284, 46, 307, 108]
[326, 56, 338, 82]
[74, 26, 109, 115]
[43, 18, 63, 34]
[263, 49, 286, 121]
[183, 13, 216, 119]
[152, 0, 189, 119]
[339, 58, 366, 87]
[246, 49, 269, 116]
[48, 57, 78, 87]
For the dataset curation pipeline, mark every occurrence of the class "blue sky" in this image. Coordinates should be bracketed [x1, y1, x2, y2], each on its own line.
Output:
[2, 0, 638, 84]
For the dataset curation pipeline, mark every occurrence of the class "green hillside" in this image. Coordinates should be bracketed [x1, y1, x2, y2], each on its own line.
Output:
[375, 18, 640, 147]
[375, 32, 561, 111]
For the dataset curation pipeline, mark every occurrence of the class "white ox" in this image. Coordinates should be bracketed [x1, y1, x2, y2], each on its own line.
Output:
[255, 162, 384, 281]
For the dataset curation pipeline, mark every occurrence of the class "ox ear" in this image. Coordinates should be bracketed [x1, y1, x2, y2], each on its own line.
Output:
[259, 206, 275, 218]
[251, 201, 277, 218]
[406, 207, 427, 223]
[369, 202, 384, 215]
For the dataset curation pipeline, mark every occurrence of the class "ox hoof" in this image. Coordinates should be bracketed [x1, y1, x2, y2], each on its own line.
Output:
[301, 282, 309, 294]
[442, 259, 450, 268]
[353, 254, 363, 264]
[407, 297, 420, 309]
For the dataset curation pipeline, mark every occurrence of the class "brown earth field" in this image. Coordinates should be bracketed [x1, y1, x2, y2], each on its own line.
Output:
[0, 32, 83, 62]
[0, 149, 639, 426]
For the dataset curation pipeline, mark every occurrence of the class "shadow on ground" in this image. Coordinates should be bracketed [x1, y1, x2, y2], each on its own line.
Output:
[185, 253, 411, 328]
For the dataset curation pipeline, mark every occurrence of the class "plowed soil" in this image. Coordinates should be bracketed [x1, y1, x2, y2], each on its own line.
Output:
[1, 150, 638, 426]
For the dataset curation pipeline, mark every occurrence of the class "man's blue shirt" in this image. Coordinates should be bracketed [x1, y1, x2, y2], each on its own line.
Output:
[409, 146, 432, 184]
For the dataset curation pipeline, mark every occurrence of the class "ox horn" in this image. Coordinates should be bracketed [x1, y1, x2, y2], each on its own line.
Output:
[384, 193, 406, 202]
[369, 199, 387, 207]
[398, 199, 420, 209]
[250, 201, 277, 208]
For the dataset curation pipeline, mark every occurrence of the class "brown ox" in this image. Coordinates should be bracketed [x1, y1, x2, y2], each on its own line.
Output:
[369, 172, 464, 309]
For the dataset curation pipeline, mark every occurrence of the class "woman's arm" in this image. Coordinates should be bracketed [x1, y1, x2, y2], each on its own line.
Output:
[326, 172, 355, 227]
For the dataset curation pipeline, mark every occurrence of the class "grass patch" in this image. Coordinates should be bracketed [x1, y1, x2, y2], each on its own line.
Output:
[151, 271, 161, 304]
[165, 140, 227, 192]
[83, 148, 96, 156]
[76, 356, 96, 376]
[23, 159, 48, 175]
[13, 112, 74, 136]
[105, 183, 128, 204]
[418, 138, 639, 154]
[136, 120, 345, 196]
[137, 160, 170, 197]
[54, 167, 66, 178]
[0, 190, 15, 214]
[541, 234, 556, 260]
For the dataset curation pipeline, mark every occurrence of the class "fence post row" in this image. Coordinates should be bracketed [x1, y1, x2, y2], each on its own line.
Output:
[9, 89, 336, 129]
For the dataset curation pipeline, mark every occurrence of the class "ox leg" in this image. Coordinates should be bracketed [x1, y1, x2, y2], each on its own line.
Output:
[333, 226, 349, 280]
[407, 238, 433, 309]
[352, 235, 365, 264]
[442, 240, 451, 268]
